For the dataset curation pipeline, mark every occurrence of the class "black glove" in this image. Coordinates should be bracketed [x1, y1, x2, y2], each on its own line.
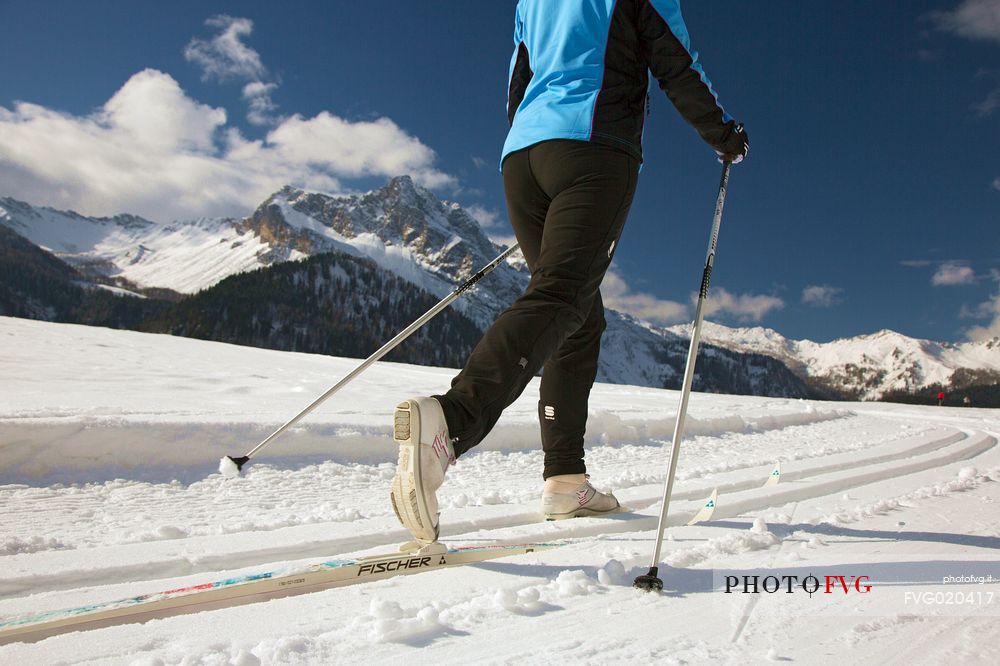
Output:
[715, 123, 749, 164]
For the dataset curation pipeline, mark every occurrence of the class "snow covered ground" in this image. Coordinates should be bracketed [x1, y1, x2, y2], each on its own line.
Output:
[1, 316, 998, 664]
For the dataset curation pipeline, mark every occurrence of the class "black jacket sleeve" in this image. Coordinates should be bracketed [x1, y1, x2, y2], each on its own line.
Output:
[637, 0, 744, 154]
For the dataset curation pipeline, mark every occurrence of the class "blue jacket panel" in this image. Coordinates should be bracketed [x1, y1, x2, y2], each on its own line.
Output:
[503, 0, 739, 169]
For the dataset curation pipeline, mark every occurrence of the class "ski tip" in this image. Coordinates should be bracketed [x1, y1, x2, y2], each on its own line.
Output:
[762, 461, 781, 488]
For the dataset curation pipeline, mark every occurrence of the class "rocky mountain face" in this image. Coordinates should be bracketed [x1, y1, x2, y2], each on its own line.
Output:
[0, 179, 889, 399]
[237, 179, 529, 329]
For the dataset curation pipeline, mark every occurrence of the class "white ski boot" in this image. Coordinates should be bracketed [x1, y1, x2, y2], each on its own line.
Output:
[542, 474, 621, 520]
[390, 397, 455, 545]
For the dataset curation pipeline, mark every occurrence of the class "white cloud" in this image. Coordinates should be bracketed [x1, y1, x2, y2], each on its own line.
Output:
[0, 69, 454, 222]
[965, 294, 1000, 340]
[930, 2, 1000, 115]
[960, 298, 996, 319]
[976, 87, 1000, 115]
[186, 16, 282, 126]
[932, 262, 976, 285]
[700, 287, 784, 322]
[993, 176, 1000, 190]
[601, 269, 688, 325]
[184, 15, 266, 82]
[802, 284, 844, 307]
[242, 82, 279, 126]
[465, 204, 502, 229]
[930, 0, 1000, 42]
[961, 270, 1000, 340]
[471, 156, 488, 170]
[266, 112, 454, 188]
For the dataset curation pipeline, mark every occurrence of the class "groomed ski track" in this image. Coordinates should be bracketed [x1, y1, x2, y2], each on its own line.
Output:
[2, 416, 998, 660]
[0, 424, 992, 600]
[1, 319, 998, 663]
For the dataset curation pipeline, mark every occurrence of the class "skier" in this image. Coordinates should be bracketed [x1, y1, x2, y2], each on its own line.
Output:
[390, 0, 750, 544]
[937, 391, 945, 406]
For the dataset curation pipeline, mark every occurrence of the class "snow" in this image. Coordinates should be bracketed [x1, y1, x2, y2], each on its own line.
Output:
[92, 283, 146, 299]
[1, 317, 999, 664]
[0, 201, 273, 294]
[101, 219, 273, 294]
[218, 456, 241, 479]
[677, 321, 1000, 399]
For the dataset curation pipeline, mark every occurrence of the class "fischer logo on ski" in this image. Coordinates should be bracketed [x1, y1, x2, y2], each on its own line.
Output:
[358, 556, 433, 576]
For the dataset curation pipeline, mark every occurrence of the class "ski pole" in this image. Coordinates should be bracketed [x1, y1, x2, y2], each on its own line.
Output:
[221, 242, 522, 476]
[634, 161, 732, 592]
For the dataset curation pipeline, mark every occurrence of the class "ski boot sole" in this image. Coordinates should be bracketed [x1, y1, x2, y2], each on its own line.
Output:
[544, 503, 626, 521]
[390, 400, 439, 544]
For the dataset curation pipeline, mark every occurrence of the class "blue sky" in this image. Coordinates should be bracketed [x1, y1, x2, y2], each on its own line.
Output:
[0, 0, 997, 343]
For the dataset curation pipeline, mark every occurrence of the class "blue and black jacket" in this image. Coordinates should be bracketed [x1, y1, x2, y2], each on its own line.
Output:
[503, 0, 743, 166]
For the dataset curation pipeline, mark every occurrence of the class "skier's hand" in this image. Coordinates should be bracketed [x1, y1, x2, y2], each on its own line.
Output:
[715, 123, 749, 165]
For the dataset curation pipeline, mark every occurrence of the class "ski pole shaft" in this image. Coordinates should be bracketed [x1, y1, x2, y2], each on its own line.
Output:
[636, 161, 732, 589]
[239, 242, 521, 462]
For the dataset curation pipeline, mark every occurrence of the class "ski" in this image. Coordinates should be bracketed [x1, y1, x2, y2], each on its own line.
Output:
[686, 488, 719, 525]
[763, 461, 781, 487]
[0, 541, 559, 645]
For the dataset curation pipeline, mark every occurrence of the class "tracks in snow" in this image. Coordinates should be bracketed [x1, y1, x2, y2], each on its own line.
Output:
[0, 423, 994, 602]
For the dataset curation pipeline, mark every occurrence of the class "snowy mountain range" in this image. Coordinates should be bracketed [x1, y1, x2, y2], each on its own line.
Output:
[668, 321, 1000, 401]
[2, 179, 997, 402]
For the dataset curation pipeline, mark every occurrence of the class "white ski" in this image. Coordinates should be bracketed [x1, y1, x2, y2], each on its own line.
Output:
[0, 541, 558, 645]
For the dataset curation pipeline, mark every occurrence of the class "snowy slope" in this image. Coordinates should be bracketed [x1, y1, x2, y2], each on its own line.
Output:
[1, 318, 998, 664]
[671, 321, 1000, 399]
[0, 197, 283, 294]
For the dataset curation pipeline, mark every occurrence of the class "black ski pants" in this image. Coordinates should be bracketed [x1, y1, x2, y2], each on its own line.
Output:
[436, 140, 639, 478]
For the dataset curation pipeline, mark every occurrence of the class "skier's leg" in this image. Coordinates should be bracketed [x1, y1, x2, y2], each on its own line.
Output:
[393, 140, 636, 542]
[538, 291, 624, 519]
[537, 291, 606, 479]
[390, 147, 549, 545]
[436, 140, 638, 455]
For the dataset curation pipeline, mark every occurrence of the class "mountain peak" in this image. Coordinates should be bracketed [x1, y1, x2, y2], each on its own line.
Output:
[388, 174, 416, 189]
[382, 175, 426, 207]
